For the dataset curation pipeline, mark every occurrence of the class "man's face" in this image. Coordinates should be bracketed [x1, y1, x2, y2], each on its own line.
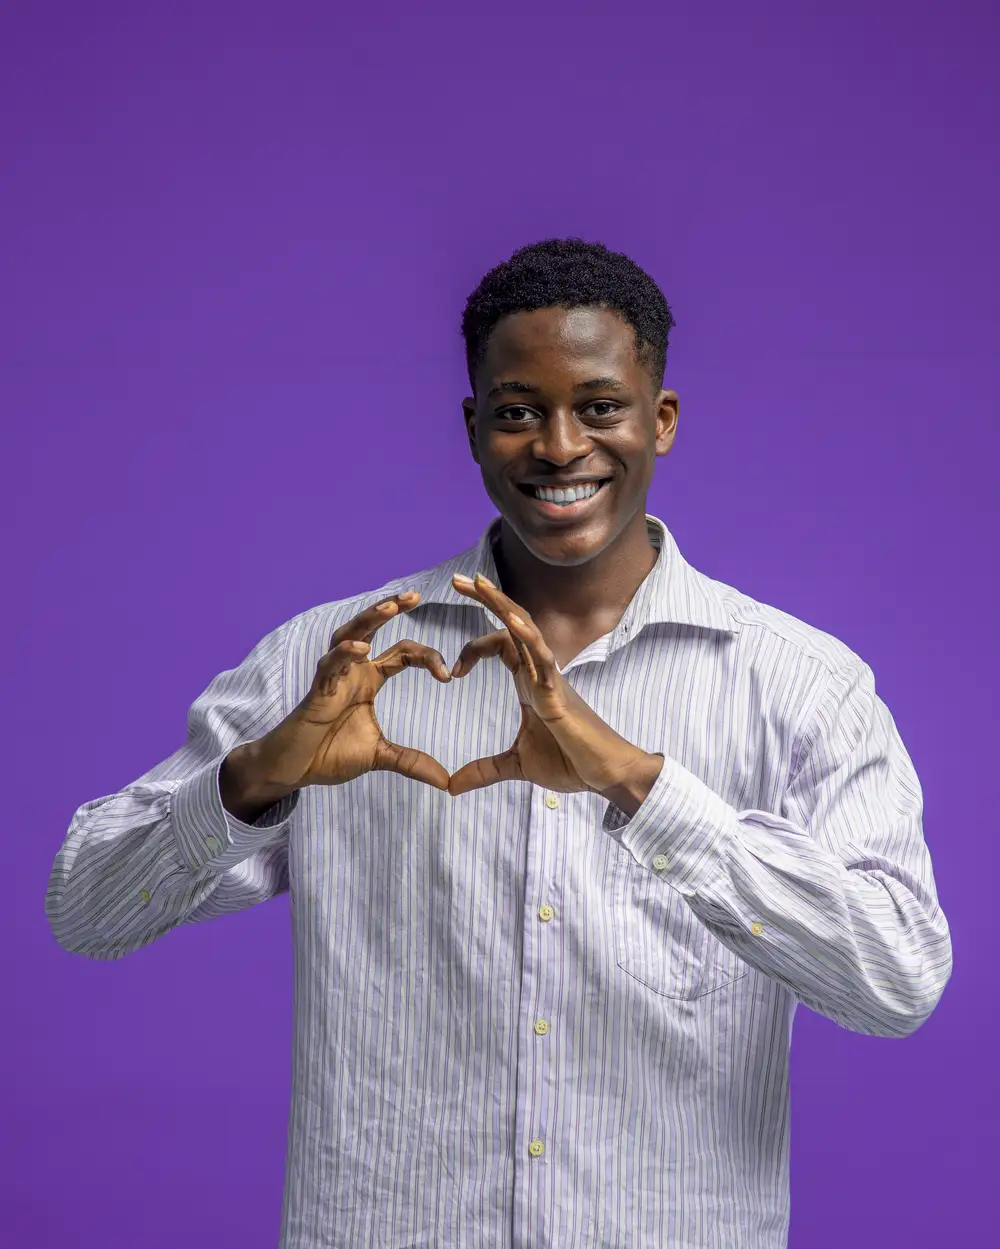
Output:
[463, 305, 678, 567]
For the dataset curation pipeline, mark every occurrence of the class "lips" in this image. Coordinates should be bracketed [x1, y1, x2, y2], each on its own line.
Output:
[517, 478, 611, 519]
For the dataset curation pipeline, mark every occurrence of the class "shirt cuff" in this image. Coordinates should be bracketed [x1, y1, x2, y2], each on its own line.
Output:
[602, 753, 736, 897]
[171, 754, 300, 873]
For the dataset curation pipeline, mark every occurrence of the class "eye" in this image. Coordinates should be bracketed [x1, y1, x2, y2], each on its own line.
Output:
[496, 405, 538, 422]
[581, 401, 622, 419]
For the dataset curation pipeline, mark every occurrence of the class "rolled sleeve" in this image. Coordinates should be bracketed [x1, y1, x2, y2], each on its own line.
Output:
[46, 615, 303, 959]
[603, 754, 737, 897]
[172, 754, 300, 874]
[601, 659, 951, 1036]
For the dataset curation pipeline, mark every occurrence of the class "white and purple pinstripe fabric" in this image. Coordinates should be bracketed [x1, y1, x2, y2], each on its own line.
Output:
[46, 515, 951, 1249]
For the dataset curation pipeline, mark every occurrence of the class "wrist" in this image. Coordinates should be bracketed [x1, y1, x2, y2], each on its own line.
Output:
[220, 741, 298, 822]
[598, 751, 663, 820]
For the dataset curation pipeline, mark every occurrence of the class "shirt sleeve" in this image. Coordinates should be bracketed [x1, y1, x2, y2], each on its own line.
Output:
[45, 616, 303, 961]
[603, 660, 952, 1037]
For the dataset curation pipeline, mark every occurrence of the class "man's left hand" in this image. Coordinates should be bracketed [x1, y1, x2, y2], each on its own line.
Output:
[448, 573, 663, 815]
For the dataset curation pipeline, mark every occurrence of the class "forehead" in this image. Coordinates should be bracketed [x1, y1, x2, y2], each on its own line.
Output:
[479, 306, 640, 379]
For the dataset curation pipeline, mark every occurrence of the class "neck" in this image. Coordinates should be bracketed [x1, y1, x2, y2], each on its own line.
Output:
[492, 509, 658, 628]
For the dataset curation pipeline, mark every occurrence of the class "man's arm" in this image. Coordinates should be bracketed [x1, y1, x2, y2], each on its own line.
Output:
[45, 617, 301, 961]
[605, 660, 952, 1037]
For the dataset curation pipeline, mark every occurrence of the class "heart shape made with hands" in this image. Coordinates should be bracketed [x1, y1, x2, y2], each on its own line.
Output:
[330, 574, 649, 800]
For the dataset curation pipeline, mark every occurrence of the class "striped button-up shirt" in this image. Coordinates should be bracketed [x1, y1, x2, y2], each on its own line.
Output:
[46, 514, 951, 1249]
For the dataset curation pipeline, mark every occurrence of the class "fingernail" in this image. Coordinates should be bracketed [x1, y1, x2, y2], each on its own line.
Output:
[475, 573, 495, 587]
[453, 574, 473, 585]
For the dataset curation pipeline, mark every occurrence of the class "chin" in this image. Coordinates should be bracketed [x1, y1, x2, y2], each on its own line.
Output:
[508, 513, 619, 567]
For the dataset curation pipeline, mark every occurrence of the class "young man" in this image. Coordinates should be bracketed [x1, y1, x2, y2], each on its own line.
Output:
[47, 239, 951, 1248]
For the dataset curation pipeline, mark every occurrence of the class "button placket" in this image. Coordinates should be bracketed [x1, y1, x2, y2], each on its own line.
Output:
[536, 793, 560, 1037]
[523, 787, 563, 1175]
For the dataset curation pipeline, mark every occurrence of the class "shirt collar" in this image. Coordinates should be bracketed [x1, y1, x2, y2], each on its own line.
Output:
[417, 513, 735, 637]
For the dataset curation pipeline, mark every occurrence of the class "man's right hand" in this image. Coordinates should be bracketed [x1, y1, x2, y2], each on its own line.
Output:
[220, 592, 452, 822]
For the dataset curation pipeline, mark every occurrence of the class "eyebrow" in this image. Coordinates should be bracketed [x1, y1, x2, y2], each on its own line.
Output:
[578, 376, 628, 393]
[486, 381, 537, 399]
[486, 376, 628, 399]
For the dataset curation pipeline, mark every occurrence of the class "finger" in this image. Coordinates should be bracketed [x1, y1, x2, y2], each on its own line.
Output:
[450, 573, 532, 632]
[448, 749, 523, 796]
[329, 591, 422, 648]
[451, 573, 534, 626]
[374, 639, 453, 683]
[313, 639, 372, 696]
[506, 613, 540, 684]
[502, 603, 560, 689]
[375, 739, 451, 791]
[468, 573, 536, 629]
[451, 572, 490, 603]
[459, 574, 555, 680]
[450, 630, 519, 678]
[451, 574, 550, 675]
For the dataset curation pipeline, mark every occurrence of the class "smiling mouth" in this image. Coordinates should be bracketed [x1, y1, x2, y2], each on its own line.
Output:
[516, 479, 611, 511]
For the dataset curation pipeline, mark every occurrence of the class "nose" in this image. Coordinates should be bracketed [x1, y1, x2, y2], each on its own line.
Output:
[531, 409, 593, 465]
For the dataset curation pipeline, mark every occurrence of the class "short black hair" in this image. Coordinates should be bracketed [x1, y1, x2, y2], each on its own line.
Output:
[461, 237, 675, 391]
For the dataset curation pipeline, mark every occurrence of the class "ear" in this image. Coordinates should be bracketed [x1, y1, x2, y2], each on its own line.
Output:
[654, 389, 679, 456]
[462, 397, 481, 465]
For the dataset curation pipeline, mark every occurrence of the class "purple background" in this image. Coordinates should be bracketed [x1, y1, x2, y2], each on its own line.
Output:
[3, 2, 997, 1245]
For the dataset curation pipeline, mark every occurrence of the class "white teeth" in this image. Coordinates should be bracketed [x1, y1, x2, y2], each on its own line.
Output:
[531, 481, 602, 505]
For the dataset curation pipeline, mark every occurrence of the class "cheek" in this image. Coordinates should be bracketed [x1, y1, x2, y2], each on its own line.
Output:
[478, 433, 525, 472]
[610, 429, 654, 467]
[475, 445, 510, 486]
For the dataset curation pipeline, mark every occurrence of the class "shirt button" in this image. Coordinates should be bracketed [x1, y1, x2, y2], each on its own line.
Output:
[528, 1139, 545, 1158]
[534, 1019, 550, 1036]
[751, 922, 764, 936]
[205, 836, 221, 855]
[537, 904, 555, 923]
[139, 889, 151, 905]
[544, 793, 559, 809]
[652, 854, 669, 871]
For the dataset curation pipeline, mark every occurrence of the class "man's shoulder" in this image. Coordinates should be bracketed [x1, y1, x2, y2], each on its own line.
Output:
[651, 514, 869, 681]
[697, 566, 870, 680]
[268, 538, 478, 651]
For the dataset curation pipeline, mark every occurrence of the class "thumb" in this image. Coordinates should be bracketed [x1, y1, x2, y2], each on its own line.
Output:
[374, 737, 451, 791]
[447, 749, 522, 796]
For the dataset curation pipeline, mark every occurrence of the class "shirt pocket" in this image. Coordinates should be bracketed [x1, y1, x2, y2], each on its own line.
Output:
[611, 849, 748, 1000]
